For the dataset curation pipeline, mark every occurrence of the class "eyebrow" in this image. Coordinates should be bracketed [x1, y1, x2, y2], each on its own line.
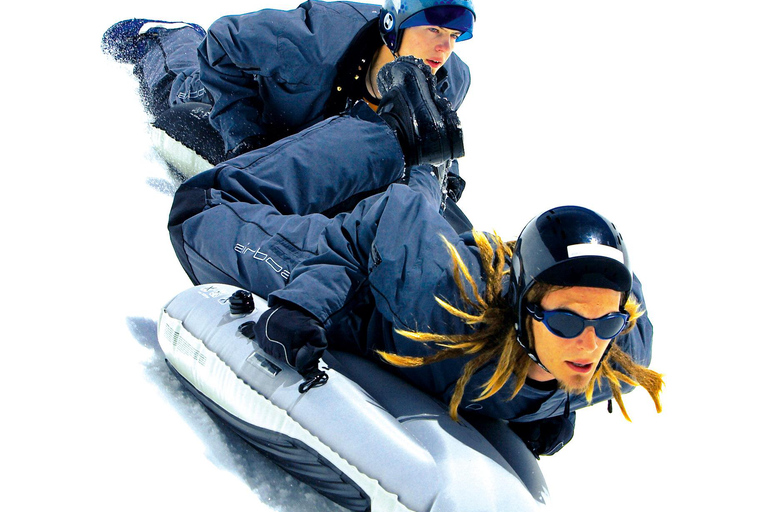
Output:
[427, 25, 462, 36]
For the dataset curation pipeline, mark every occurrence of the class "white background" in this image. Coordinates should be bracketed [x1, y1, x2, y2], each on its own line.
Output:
[3, 1, 766, 510]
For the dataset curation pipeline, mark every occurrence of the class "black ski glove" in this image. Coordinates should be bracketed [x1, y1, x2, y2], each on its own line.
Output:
[508, 412, 576, 459]
[239, 304, 328, 376]
[446, 172, 466, 202]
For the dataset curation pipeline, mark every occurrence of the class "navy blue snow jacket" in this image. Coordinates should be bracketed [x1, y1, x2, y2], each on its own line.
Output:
[198, 0, 471, 153]
[168, 104, 655, 424]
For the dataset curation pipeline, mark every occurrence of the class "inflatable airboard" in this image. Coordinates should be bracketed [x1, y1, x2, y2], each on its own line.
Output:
[158, 283, 549, 511]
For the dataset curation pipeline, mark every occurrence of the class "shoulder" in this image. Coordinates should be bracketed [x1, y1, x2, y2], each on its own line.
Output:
[206, 1, 378, 73]
[209, 1, 378, 34]
[308, 1, 381, 22]
[614, 274, 654, 367]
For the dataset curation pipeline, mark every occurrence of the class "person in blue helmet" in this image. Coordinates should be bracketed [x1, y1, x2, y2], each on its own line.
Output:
[102, 1, 476, 229]
[168, 71, 663, 457]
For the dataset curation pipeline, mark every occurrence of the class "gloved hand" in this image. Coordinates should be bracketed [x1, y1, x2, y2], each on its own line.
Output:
[239, 304, 328, 376]
[445, 172, 466, 202]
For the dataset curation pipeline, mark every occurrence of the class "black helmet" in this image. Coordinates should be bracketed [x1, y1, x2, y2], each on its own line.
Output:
[510, 206, 632, 353]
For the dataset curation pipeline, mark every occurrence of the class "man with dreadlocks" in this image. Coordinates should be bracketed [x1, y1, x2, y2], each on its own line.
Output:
[169, 62, 662, 459]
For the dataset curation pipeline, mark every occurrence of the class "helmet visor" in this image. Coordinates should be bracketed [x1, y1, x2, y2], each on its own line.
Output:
[401, 6, 474, 41]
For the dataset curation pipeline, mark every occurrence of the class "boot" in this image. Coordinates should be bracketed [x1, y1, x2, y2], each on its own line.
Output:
[101, 19, 205, 64]
[377, 56, 464, 167]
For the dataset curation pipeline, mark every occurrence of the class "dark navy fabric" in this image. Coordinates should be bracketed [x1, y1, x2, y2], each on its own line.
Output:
[136, 26, 211, 117]
[139, 0, 471, 153]
[168, 105, 655, 423]
[168, 103, 406, 300]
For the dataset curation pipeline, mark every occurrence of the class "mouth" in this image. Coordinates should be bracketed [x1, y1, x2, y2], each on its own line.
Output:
[565, 361, 594, 374]
[424, 58, 442, 69]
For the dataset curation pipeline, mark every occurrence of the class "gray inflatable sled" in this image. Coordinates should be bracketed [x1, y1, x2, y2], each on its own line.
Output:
[158, 283, 549, 511]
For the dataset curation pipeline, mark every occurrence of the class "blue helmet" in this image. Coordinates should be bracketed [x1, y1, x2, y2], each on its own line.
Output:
[510, 206, 632, 353]
[380, 0, 476, 53]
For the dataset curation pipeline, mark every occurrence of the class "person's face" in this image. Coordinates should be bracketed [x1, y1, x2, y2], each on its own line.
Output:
[528, 286, 623, 392]
[398, 26, 461, 74]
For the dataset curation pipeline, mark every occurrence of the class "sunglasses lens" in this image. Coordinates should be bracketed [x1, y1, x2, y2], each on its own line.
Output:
[544, 312, 584, 338]
[594, 315, 628, 339]
[541, 311, 629, 339]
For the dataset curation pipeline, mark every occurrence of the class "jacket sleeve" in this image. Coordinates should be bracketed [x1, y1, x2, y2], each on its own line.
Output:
[199, 3, 334, 152]
[199, 2, 375, 153]
[270, 169, 483, 337]
[198, 12, 273, 152]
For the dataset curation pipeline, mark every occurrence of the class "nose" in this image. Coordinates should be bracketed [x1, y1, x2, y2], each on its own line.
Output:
[575, 327, 600, 352]
[436, 33, 454, 54]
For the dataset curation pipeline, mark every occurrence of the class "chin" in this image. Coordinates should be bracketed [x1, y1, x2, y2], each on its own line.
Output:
[555, 372, 595, 394]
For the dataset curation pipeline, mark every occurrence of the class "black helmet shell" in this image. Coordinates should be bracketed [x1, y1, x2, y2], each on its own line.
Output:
[511, 206, 632, 321]
[510, 205, 632, 363]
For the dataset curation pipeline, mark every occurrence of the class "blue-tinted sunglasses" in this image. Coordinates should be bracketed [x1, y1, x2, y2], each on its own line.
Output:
[526, 303, 629, 340]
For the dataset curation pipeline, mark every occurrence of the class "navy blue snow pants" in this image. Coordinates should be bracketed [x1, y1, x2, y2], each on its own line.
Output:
[136, 27, 210, 117]
[167, 103, 424, 300]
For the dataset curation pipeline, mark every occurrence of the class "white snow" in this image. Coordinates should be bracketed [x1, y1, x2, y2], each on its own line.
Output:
[4, 1, 766, 511]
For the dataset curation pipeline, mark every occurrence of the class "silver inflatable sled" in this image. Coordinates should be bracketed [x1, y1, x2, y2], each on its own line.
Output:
[158, 283, 549, 511]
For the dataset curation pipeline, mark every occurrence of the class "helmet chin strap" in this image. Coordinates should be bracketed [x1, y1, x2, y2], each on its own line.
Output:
[528, 353, 551, 374]
[515, 323, 552, 374]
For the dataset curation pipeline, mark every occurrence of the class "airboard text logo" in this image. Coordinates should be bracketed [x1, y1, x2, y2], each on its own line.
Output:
[234, 244, 290, 282]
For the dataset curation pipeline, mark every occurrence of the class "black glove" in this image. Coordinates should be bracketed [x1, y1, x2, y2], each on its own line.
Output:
[239, 304, 328, 376]
[228, 289, 255, 315]
[446, 172, 466, 202]
[508, 412, 576, 459]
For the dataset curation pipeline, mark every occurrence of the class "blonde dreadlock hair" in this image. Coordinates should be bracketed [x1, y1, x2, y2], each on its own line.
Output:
[378, 230, 663, 421]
